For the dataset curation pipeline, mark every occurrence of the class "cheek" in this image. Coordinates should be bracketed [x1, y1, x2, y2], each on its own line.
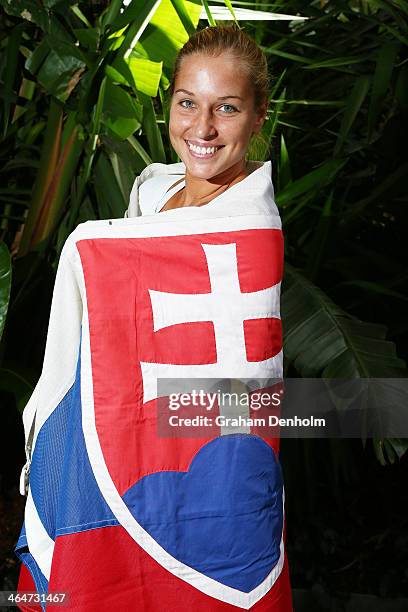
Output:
[169, 110, 177, 135]
[169, 111, 190, 136]
[225, 118, 254, 143]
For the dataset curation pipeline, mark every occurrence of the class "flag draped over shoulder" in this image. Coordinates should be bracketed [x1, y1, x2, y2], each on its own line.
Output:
[15, 161, 293, 611]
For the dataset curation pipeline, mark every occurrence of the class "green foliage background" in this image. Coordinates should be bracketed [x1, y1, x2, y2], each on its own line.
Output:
[0, 0, 407, 465]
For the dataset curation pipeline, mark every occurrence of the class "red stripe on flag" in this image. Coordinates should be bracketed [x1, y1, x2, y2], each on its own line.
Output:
[47, 526, 292, 611]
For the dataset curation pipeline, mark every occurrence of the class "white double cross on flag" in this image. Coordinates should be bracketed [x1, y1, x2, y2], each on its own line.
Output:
[140, 242, 282, 404]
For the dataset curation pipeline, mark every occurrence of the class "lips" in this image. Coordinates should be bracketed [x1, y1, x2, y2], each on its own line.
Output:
[185, 140, 225, 159]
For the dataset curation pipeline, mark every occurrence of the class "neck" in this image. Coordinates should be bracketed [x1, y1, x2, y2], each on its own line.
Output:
[182, 158, 248, 207]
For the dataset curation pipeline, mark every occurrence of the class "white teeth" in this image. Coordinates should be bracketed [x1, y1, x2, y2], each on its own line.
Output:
[187, 141, 220, 155]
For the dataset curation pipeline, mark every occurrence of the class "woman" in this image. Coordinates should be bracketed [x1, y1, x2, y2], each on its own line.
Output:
[122, 24, 293, 610]
[16, 25, 292, 612]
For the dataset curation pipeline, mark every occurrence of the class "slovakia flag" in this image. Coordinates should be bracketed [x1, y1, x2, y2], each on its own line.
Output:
[15, 212, 292, 611]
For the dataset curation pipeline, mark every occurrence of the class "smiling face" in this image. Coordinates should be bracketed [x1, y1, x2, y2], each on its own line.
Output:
[169, 53, 267, 179]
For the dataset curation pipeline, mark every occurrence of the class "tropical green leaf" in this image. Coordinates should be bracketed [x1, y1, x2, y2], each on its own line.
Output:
[102, 137, 146, 207]
[25, 39, 50, 75]
[263, 47, 314, 65]
[368, 41, 399, 138]
[282, 265, 408, 457]
[303, 55, 372, 69]
[102, 79, 143, 140]
[93, 151, 127, 218]
[343, 161, 408, 221]
[373, 438, 408, 466]
[127, 134, 153, 166]
[0, 368, 33, 413]
[336, 280, 408, 302]
[139, 0, 202, 68]
[265, 86, 286, 145]
[278, 132, 292, 191]
[334, 75, 370, 156]
[70, 5, 92, 28]
[305, 188, 334, 282]
[112, 0, 162, 31]
[107, 150, 135, 208]
[101, 0, 123, 27]
[127, 56, 163, 97]
[0, 242, 12, 342]
[0, 0, 49, 29]
[201, 0, 216, 26]
[138, 92, 166, 163]
[34, 123, 83, 245]
[282, 264, 407, 378]
[170, 0, 196, 35]
[106, 58, 137, 92]
[1, 23, 24, 137]
[73, 28, 99, 51]
[18, 98, 63, 257]
[395, 64, 408, 109]
[282, 193, 317, 226]
[221, 0, 237, 22]
[116, 0, 163, 59]
[43, 0, 77, 8]
[31, 38, 87, 101]
[385, 438, 408, 461]
[276, 159, 347, 208]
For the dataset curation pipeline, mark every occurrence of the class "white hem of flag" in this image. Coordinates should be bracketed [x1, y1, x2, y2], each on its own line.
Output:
[25, 488, 54, 580]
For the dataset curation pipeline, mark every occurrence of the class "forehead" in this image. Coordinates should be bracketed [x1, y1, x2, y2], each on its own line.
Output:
[174, 53, 251, 95]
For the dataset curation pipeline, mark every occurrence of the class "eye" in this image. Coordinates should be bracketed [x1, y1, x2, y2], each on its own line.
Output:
[219, 104, 237, 113]
[179, 99, 195, 109]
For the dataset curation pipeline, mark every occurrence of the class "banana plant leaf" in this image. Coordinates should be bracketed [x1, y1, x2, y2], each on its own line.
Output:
[108, 53, 163, 98]
[138, 0, 202, 69]
[282, 264, 407, 378]
[0, 367, 33, 414]
[0, 241, 12, 342]
[276, 159, 347, 208]
[102, 78, 143, 140]
[0, 0, 49, 30]
[282, 263, 408, 463]
[93, 151, 127, 218]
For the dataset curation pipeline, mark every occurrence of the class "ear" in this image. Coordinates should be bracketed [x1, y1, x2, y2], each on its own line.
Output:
[253, 100, 268, 134]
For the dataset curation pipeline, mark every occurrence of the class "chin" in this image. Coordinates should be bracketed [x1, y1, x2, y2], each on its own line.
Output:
[187, 167, 220, 180]
[179, 157, 220, 179]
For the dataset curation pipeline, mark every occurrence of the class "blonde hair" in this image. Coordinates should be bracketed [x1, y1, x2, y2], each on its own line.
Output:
[169, 24, 270, 112]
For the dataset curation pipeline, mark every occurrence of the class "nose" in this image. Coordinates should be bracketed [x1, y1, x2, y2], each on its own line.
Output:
[194, 108, 217, 139]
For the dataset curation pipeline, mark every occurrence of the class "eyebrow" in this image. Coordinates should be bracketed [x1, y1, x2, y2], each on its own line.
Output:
[174, 88, 243, 100]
